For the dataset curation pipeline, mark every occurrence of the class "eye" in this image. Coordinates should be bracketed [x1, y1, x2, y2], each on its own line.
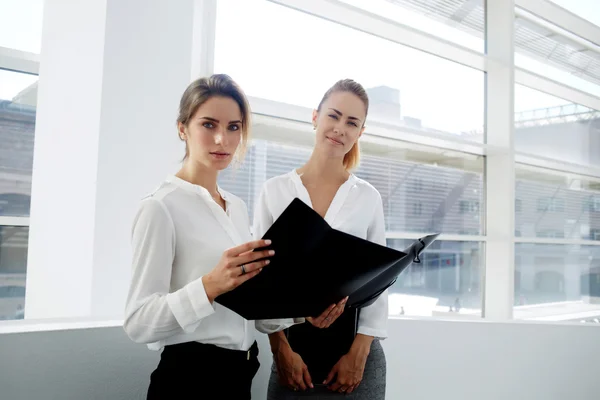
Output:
[228, 124, 240, 131]
[348, 121, 358, 127]
[328, 114, 339, 120]
[202, 122, 215, 129]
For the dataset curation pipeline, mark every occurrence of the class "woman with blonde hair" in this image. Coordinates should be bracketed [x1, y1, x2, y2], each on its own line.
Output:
[255, 79, 388, 399]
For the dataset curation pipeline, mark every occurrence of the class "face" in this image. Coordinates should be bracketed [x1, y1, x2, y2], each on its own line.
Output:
[179, 96, 243, 171]
[312, 91, 366, 160]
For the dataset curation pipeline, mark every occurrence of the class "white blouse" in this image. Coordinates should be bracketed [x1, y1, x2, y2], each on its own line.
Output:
[253, 170, 389, 339]
[124, 175, 288, 352]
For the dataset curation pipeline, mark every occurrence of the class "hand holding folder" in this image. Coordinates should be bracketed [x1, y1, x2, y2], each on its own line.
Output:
[215, 198, 439, 320]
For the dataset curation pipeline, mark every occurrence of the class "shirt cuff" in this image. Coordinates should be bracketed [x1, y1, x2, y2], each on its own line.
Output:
[167, 277, 215, 333]
[256, 318, 305, 334]
[357, 325, 388, 340]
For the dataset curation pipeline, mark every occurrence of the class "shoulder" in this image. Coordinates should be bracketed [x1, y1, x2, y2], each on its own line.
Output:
[259, 171, 296, 200]
[352, 175, 383, 203]
[134, 181, 179, 224]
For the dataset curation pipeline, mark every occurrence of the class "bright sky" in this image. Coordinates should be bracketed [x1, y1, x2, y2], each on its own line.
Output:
[1, 0, 599, 134]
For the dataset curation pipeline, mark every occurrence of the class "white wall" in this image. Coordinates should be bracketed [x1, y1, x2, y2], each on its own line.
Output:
[1, 318, 598, 400]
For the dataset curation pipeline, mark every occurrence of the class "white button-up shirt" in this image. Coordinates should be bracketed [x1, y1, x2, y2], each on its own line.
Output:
[254, 170, 389, 339]
[124, 175, 259, 351]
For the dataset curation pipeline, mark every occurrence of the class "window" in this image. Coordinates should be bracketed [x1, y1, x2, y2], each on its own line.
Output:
[0, 0, 44, 53]
[339, 0, 485, 52]
[459, 200, 480, 214]
[387, 239, 483, 317]
[515, 9, 600, 97]
[215, 0, 485, 141]
[0, 226, 28, 320]
[515, 85, 600, 168]
[536, 197, 565, 213]
[583, 197, 600, 212]
[412, 202, 423, 216]
[548, 0, 600, 27]
[515, 244, 600, 321]
[516, 165, 600, 241]
[0, 69, 37, 320]
[515, 199, 523, 213]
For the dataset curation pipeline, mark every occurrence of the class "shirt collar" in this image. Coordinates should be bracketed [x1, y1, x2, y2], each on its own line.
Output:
[166, 175, 229, 202]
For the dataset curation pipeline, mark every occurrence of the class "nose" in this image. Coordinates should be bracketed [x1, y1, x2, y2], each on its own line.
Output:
[214, 127, 228, 145]
[333, 121, 345, 136]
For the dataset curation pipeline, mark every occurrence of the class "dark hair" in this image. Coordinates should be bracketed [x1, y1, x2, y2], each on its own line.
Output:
[317, 79, 369, 170]
[177, 74, 251, 161]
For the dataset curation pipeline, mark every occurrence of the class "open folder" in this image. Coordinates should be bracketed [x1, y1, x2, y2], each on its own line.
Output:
[216, 198, 439, 320]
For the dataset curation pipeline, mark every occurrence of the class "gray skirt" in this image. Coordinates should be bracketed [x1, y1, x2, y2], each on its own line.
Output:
[266, 339, 386, 400]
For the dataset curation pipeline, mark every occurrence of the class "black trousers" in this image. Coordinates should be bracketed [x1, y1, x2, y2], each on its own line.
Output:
[147, 341, 260, 399]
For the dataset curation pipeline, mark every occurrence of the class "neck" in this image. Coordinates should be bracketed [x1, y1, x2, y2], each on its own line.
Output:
[176, 159, 219, 196]
[299, 148, 349, 183]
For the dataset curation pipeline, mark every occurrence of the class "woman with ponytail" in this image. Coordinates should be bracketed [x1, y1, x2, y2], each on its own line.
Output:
[254, 79, 388, 399]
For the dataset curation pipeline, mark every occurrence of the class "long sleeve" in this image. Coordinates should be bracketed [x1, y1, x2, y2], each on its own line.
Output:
[357, 193, 389, 339]
[123, 198, 215, 344]
[252, 186, 304, 334]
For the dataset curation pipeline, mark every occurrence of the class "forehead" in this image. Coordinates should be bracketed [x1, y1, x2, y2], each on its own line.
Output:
[322, 91, 366, 118]
[194, 95, 242, 120]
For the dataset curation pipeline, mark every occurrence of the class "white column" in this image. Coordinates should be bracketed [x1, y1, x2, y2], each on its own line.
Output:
[484, 0, 516, 320]
[26, 0, 216, 319]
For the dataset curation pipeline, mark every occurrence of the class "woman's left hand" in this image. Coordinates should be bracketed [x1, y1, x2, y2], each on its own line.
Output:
[323, 335, 372, 394]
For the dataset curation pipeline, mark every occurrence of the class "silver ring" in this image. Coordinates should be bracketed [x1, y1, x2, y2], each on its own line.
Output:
[240, 265, 246, 275]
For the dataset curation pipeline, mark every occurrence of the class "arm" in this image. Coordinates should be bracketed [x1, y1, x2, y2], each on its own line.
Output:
[123, 198, 215, 344]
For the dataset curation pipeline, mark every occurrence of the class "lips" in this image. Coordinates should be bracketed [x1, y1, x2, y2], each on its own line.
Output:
[326, 136, 344, 145]
[210, 152, 230, 156]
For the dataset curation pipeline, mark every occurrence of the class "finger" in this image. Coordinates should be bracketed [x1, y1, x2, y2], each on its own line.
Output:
[234, 268, 262, 285]
[338, 385, 350, 393]
[323, 299, 347, 328]
[238, 258, 270, 275]
[236, 248, 275, 266]
[226, 239, 272, 257]
[329, 381, 342, 392]
[303, 366, 313, 389]
[323, 364, 338, 385]
[347, 383, 358, 393]
[294, 373, 307, 391]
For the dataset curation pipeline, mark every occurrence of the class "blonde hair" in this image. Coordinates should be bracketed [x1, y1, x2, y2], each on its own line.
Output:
[317, 79, 369, 171]
[177, 74, 251, 163]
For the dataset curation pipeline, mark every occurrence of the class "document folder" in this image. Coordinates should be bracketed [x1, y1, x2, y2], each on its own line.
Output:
[215, 197, 439, 320]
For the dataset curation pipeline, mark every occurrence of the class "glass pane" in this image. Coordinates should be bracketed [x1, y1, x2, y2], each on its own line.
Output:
[0, 69, 37, 217]
[220, 139, 484, 236]
[515, 10, 600, 97]
[387, 239, 483, 317]
[339, 0, 484, 52]
[515, 165, 600, 241]
[515, 243, 600, 322]
[215, 0, 485, 141]
[515, 85, 600, 168]
[548, 0, 600, 28]
[0, 226, 28, 320]
[0, 0, 44, 53]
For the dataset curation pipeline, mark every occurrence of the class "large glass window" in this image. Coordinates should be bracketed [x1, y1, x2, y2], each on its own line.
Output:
[516, 165, 600, 241]
[0, 70, 37, 217]
[339, 0, 485, 52]
[515, 9, 600, 97]
[0, 0, 44, 53]
[515, 243, 600, 322]
[548, 0, 600, 27]
[215, 0, 485, 141]
[0, 226, 28, 320]
[515, 85, 600, 168]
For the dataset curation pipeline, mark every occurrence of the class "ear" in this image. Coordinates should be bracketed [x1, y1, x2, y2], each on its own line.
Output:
[358, 125, 365, 139]
[178, 122, 187, 140]
[311, 109, 318, 129]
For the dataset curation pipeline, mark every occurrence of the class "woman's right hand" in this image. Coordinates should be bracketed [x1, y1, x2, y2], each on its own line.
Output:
[275, 343, 313, 391]
[202, 239, 274, 302]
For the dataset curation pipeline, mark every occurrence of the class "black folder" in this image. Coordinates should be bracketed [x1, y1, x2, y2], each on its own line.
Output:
[215, 197, 439, 320]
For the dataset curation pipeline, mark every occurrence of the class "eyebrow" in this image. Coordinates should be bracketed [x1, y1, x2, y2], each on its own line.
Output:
[329, 108, 361, 123]
[199, 117, 242, 124]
